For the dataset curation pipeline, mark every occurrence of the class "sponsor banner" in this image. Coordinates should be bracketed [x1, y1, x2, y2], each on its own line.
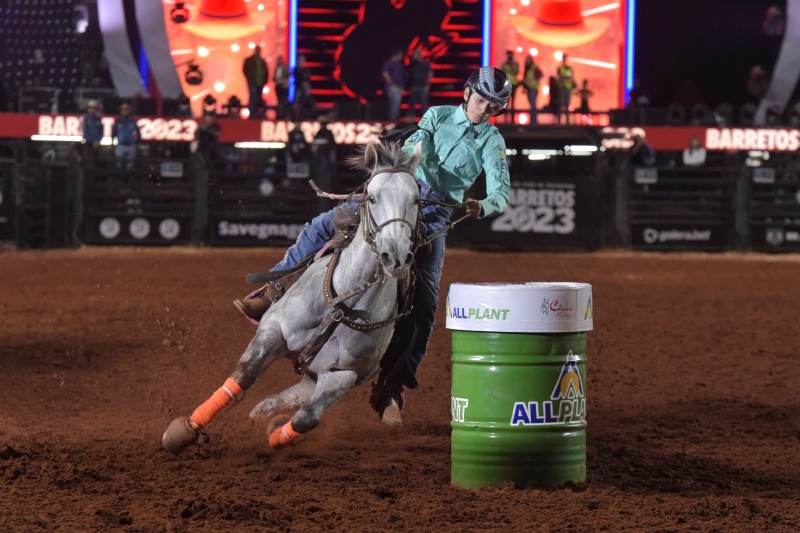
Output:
[8, 113, 800, 152]
[445, 282, 593, 334]
[751, 225, 800, 250]
[0, 113, 385, 146]
[631, 224, 731, 248]
[602, 126, 800, 152]
[210, 218, 305, 245]
[509, 351, 586, 427]
[85, 215, 191, 245]
[471, 178, 597, 248]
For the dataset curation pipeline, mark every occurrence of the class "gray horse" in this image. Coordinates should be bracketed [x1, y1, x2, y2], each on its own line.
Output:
[162, 140, 423, 453]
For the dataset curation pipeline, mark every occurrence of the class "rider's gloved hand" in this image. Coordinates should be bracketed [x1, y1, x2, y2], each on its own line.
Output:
[465, 198, 482, 218]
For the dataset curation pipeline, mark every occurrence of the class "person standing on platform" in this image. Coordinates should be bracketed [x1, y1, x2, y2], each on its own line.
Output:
[243, 46, 269, 119]
[501, 50, 521, 118]
[293, 55, 313, 120]
[408, 48, 432, 119]
[577, 79, 594, 115]
[522, 55, 543, 124]
[382, 48, 405, 122]
[557, 54, 576, 124]
[273, 55, 290, 119]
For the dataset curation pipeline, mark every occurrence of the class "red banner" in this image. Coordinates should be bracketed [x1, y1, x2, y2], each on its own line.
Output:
[4, 113, 800, 152]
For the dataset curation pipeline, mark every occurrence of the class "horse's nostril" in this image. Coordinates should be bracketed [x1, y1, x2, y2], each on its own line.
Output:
[403, 253, 413, 265]
[380, 252, 391, 264]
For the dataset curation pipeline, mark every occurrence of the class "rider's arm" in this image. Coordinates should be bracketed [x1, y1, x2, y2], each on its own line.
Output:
[477, 133, 510, 219]
[401, 106, 439, 155]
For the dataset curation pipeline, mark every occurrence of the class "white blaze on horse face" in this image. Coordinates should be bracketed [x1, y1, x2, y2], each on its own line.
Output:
[368, 171, 419, 278]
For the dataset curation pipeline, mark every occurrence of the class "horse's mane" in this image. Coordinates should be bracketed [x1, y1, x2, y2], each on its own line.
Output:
[345, 141, 413, 174]
[330, 142, 415, 248]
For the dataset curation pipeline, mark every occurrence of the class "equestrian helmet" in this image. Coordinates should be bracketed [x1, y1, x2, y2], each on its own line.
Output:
[464, 67, 512, 108]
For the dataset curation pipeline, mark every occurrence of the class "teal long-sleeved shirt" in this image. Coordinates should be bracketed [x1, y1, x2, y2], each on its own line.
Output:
[402, 104, 510, 218]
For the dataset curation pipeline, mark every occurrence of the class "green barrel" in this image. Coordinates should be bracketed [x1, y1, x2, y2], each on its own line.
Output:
[446, 282, 593, 489]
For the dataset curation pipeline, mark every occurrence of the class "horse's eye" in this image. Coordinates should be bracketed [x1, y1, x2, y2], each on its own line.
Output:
[415, 197, 420, 204]
[368, 195, 376, 204]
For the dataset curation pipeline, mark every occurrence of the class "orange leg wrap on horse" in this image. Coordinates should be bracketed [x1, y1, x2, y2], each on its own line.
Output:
[189, 378, 244, 429]
[269, 421, 302, 450]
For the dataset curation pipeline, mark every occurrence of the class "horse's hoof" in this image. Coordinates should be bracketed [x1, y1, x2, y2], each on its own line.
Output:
[268, 421, 301, 450]
[267, 414, 292, 435]
[162, 417, 199, 455]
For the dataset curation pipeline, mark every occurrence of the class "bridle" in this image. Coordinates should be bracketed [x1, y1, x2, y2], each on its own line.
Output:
[360, 166, 424, 263]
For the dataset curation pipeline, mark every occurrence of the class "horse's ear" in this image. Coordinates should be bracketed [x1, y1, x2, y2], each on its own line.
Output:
[409, 139, 424, 170]
[364, 143, 379, 171]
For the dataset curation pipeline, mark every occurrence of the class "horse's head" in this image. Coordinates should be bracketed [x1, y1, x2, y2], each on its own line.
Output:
[360, 141, 424, 279]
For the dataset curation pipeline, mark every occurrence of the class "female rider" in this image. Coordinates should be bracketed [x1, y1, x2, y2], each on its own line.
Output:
[235, 66, 512, 426]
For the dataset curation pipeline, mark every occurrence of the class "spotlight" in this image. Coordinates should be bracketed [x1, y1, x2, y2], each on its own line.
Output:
[214, 82, 226, 92]
[198, 46, 209, 58]
[72, 4, 89, 34]
[185, 62, 203, 86]
[231, 43, 240, 52]
[171, 2, 189, 24]
[203, 94, 217, 115]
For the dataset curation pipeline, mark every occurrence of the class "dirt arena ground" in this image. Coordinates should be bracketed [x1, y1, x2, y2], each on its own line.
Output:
[1, 247, 799, 532]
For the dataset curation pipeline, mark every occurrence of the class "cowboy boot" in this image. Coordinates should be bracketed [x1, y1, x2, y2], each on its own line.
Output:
[233, 291, 270, 321]
[371, 380, 404, 427]
[378, 394, 403, 427]
[233, 268, 307, 322]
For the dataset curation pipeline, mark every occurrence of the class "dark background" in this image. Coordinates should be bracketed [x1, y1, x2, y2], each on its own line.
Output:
[634, 0, 789, 109]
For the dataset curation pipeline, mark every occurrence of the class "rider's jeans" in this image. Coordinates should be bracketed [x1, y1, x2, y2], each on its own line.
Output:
[271, 179, 454, 387]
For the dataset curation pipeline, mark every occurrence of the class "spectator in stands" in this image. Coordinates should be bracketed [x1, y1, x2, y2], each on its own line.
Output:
[195, 112, 221, 161]
[243, 46, 269, 119]
[522, 55, 542, 124]
[630, 134, 655, 167]
[557, 55, 576, 124]
[224, 95, 243, 118]
[408, 48, 432, 119]
[682, 136, 706, 167]
[382, 48, 405, 122]
[112, 103, 141, 165]
[287, 120, 311, 165]
[293, 55, 312, 119]
[311, 115, 337, 208]
[627, 78, 650, 107]
[273, 55, 290, 119]
[577, 79, 594, 115]
[501, 50, 521, 116]
[81, 99, 103, 157]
